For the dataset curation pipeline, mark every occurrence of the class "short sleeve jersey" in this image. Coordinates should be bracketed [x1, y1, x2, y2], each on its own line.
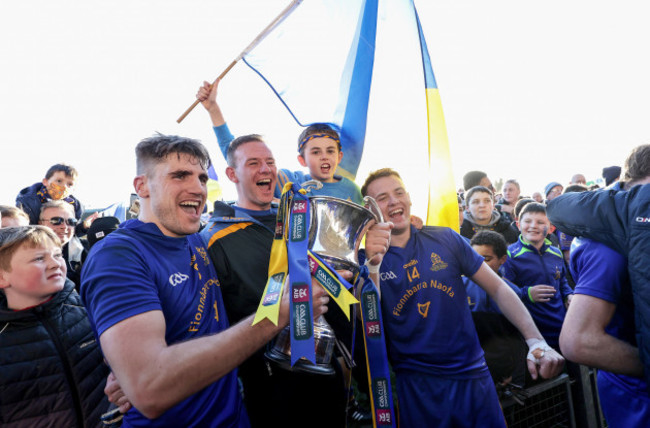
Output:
[81, 220, 247, 427]
[570, 238, 649, 396]
[377, 226, 487, 378]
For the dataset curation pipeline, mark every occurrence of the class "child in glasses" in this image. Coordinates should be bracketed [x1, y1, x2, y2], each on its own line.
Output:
[39, 201, 88, 291]
[0, 225, 111, 426]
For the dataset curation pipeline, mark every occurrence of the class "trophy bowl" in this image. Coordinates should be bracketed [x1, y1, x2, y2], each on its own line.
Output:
[265, 195, 382, 375]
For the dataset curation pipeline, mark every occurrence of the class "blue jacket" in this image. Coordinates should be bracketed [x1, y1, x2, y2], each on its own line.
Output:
[16, 182, 84, 225]
[502, 236, 573, 348]
[547, 183, 650, 390]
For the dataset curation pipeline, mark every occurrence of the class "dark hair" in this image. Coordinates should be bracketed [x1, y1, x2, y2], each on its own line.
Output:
[135, 134, 211, 175]
[463, 170, 487, 191]
[226, 134, 266, 167]
[514, 198, 535, 220]
[519, 202, 547, 220]
[470, 230, 508, 259]
[624, 144, 650, 185]
[45, 164, 78, 180]
[297, 123, 341, 156]
[361, 168, 402, 197]
[465, 186, 493, 203]
[563, 184, 588, 194]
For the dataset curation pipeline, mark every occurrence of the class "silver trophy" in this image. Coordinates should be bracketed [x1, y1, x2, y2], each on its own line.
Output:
[266, 193, 383, 375]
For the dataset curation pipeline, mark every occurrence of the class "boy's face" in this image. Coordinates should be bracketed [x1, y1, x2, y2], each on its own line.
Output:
[2, 216, 29, 228]
[472, 244, 507, 273]
[43, 171, 75, 200]
[0, 242, 66, 310]
[40, 207, 75, 245]
[518, 212, 550, 246]
[468, 191, 494, 224]
[298, 137, 343, 183]
[365, 174, 412, 236]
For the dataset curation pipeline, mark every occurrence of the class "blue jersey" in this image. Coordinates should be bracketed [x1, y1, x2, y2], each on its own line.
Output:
[502, 236, 572, 348]
[81, 220, 248, 428]
[377, 226, 488, 378]
[570, 238, 649, 427]
[464, 276, 521, 313]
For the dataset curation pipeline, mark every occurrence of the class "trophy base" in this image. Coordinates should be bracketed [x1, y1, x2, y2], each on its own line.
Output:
[265, 348, 336, 375]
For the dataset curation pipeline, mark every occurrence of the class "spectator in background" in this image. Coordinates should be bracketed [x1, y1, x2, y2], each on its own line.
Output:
[16, 163, 98, 233]
[496, 179, 520, 222]
[531, 191, 543, 203]
[39, 201, 88, 291]
[602, 165, 622, 187]
[463, 231, 527, 386]
[0, 226, 110, 426]
[569, 174, 587, 186]
[461, 186, 519, 244]
[86, 216, 120, 248]
[0, 205, 29, 228]
[503, 203, 574, 350]
[463, 170, 494, 193]
[544, 182, 564, 203]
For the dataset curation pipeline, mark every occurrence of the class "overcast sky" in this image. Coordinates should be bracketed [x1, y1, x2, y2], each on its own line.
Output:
[2, 0, 649, 218]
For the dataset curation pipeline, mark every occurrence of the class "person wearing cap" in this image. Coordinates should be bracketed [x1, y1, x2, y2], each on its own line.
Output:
[196, 79, 363, 204]
[602, 165, 622, 187]
[544, 182, 564, 203]
[86, 216, 120, 248]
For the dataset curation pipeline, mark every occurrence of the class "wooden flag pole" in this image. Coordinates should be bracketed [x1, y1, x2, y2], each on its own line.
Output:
[177, 0, 303, 123]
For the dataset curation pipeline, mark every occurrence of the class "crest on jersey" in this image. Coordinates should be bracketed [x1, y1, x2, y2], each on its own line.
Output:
[418, 301, 430, 318]
[430, 252, 448, 272]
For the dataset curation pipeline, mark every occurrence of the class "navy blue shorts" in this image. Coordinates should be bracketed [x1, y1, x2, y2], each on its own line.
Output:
[395, 371, 505, 428]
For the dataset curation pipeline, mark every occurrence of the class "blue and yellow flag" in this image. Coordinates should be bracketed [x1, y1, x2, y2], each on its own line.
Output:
[242, 0, 377, 180]
[243, 0, 457, 228]
[413, 6, 458, 230]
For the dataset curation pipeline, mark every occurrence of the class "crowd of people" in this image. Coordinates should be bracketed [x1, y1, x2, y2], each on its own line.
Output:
[0, 80, 648, 428]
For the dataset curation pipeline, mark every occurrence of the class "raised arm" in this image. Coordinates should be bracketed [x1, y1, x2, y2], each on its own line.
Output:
[197, 79, 235, 159]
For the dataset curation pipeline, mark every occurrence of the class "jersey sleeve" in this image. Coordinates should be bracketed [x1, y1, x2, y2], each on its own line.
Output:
[449, 229, 484, 277]
[81, 240, 162, 339]
[570, 239, 628, 304]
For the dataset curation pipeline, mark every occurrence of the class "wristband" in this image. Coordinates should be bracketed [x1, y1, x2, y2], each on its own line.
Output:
[364, 259, 380, 274]
[527, 287, 535, 303]
[525, 338, 551, 364]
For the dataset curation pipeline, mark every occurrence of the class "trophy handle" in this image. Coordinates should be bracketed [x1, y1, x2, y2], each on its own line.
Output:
[363, 196, 384, 223]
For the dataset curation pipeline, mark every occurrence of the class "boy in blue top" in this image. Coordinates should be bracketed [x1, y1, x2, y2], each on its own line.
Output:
[361, 168, 564, 428]
[502, 203, 574, 349]
[463, 231, 528, 386]
[196, 79, 363, 203]
[463, 230, 522, 313]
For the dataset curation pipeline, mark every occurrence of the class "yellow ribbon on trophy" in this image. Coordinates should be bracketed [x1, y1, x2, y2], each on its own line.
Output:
[253, 182, 360, 325]
[252, 182, 293, 326]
